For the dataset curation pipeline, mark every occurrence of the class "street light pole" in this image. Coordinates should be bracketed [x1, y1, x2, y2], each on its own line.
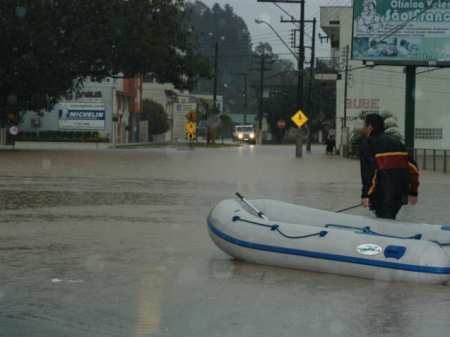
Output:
[254, 19, 298, 60]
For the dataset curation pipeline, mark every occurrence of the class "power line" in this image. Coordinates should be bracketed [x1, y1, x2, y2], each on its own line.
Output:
[272, 3, 313, 40]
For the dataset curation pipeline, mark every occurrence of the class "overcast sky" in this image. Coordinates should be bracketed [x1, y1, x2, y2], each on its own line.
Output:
[198, 0, 352, 61]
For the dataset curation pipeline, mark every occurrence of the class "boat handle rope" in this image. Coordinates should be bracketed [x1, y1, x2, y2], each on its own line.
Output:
[362, 228, 422, 240]
[232, 216, 328, 240]
[326, 224, 422, 240]
[431, 241, 450, 247]
[325, 224, 366, 231]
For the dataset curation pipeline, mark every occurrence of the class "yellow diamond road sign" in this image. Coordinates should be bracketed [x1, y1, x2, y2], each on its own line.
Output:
[291, 110, 308, 128]
[185, 121, 196, 133]
[185, 121, 197, 140]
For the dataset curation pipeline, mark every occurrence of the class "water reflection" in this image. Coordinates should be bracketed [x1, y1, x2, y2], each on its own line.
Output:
[134, 273, 162, 337]
[1, 146, 450, 337]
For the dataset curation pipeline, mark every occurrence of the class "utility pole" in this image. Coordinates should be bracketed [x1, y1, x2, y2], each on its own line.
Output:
[207, 39, 220, 145]
[213, 41, 219, 112]
[257, 0, 308, 155]
[296, 0, 305, 158]
[243, 74, 248, 124]
[278, 0, 307, 157]
[405, 65, 416, 155]
[258, 51, 267, 144]
[343, 44, 350, 129]
[251, 50, 272, 144]
[306, 18, 316, 153]
[232, 73, 249, 124]
[337, 45, 351, 156]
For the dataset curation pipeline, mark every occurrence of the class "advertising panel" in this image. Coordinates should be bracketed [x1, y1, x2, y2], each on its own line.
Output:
[352, 0, 450, 65]
[59, 103, 105, 130]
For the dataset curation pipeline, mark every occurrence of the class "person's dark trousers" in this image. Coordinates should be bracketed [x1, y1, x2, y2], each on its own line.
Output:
[375, 204, 402, 220]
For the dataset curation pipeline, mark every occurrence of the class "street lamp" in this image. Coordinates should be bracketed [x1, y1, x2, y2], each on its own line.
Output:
[254, 18, 298, 60]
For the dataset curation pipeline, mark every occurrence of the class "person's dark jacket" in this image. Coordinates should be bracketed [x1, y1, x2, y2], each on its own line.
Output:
[360, 132, 419, 210]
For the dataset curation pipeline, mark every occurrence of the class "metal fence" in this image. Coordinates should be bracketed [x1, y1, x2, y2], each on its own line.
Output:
[346, 146, 449, 174]
[414, 149, 449, 174]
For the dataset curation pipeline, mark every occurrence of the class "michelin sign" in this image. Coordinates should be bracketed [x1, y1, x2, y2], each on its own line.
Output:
[59, 103, 105, 130]
[352, 0, 450, 65]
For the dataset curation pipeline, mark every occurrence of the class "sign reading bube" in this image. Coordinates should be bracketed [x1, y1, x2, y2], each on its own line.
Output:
[352, 0, 450, 65]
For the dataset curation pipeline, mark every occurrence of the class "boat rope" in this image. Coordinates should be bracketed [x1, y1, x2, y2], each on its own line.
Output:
[232, 216, 328, 240]
[431, 241, 450, 247]
[325, 224, 422, 240]
[360, 228, 422, 240]
[325, 224, 368, 231]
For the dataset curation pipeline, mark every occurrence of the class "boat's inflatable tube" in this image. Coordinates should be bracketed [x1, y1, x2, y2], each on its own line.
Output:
[207, 199, 450, 284]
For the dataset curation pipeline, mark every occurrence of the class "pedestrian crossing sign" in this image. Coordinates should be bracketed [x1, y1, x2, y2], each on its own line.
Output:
[185, 122, 197, 141]
[291, 110, 308, 128]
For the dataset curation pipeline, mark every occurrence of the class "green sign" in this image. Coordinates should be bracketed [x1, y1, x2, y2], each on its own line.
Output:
[352, 0, 450, 65]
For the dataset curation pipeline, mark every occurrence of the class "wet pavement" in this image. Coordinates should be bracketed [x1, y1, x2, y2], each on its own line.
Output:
[1, 145, 450, 337]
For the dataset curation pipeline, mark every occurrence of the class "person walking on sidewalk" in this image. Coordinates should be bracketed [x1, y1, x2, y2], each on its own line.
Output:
[360, 113, 419, 219]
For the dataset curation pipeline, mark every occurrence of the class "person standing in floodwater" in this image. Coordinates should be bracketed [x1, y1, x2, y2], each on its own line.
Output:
[326, 132, 335, 155]
[360, 113, 419, 219]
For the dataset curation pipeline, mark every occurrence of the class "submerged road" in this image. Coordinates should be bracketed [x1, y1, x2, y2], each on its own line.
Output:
[0, 145, 449, 337]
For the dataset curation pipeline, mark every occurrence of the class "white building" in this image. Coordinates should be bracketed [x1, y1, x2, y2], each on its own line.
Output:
[143, 81, 224, 142]
[20, 78, 130, 144]
[142, 82, 197, 142]
[320, 6, 450, 150]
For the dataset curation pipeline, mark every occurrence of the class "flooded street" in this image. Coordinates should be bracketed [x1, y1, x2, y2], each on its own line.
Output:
[1, 145, 450, 337]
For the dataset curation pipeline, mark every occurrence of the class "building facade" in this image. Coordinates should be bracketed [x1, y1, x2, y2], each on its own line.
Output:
[19, 77, 133, 144]
[320, 6, 450, 151]
[143, 80, 229, 142]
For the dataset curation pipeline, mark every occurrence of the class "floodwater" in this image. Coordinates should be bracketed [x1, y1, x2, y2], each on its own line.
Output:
[0, 145, 449, 337]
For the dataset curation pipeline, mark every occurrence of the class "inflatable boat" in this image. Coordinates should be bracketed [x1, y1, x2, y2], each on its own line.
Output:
[207, 194, 450, 284]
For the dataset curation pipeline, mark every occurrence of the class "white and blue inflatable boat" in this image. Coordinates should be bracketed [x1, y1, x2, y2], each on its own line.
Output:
[207, 194, 450, 284]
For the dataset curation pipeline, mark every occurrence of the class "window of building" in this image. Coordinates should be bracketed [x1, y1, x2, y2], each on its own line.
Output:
[415, 128, 443, 140]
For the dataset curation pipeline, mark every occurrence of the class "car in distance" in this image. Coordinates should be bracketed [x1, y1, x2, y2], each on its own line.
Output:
[233, 125, 255, 144]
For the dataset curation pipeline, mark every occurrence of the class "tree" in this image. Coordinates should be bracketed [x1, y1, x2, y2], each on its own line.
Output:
[219, 114, 233, 138]
[0, 0, 208, 123]
[188, 2, 253, 114]
[141, 99, 170, 137]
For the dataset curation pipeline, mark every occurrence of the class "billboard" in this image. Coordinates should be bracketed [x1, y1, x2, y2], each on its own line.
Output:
[352, 0, 450, 65]
[59, 103, 105, 130]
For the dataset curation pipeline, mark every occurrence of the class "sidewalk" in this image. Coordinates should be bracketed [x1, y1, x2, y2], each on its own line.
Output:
[10, 141, 110, 150]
